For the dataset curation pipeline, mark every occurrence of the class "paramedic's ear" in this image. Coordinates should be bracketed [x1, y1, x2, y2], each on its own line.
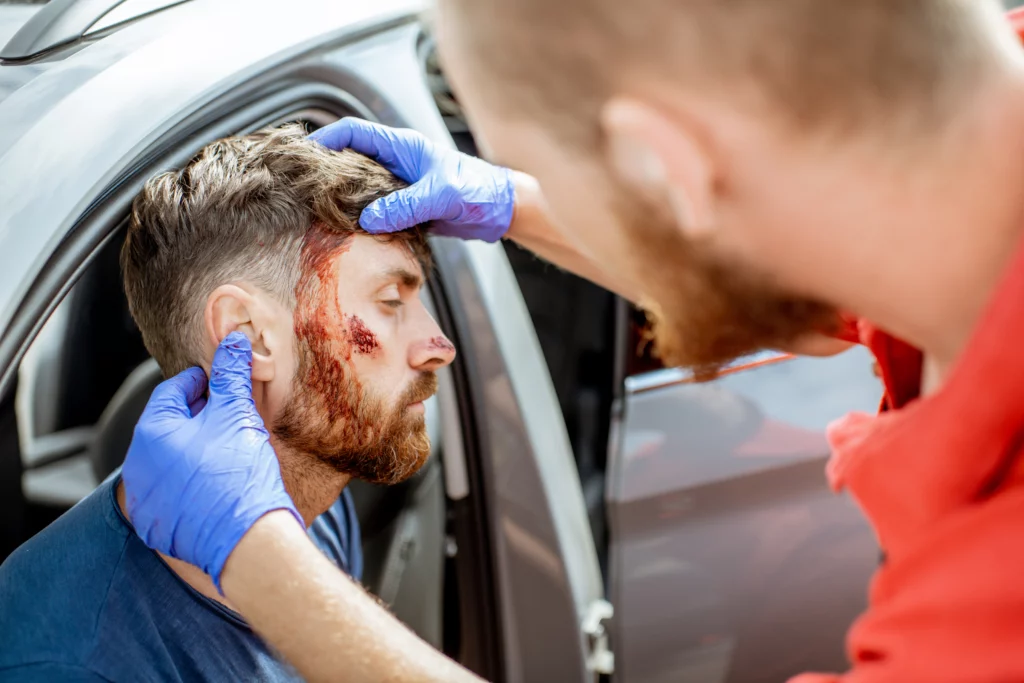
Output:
[203, 284, 275, 383]
[601, 97, 716, 239]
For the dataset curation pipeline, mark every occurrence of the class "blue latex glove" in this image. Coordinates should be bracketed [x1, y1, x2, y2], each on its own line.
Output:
[122, 332, 302, 591]
[309, 117, 516, 242]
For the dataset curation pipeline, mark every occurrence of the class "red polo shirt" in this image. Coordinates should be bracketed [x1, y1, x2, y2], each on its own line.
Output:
[790, 244, 1024, 680]
[786, 13, 1024, 682]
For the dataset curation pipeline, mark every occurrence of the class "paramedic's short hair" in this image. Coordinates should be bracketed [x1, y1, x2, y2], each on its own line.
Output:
[449, 0, 1008, 145]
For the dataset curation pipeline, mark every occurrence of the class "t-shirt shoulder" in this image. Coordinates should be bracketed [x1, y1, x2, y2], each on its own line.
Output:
[0, 662, 114, 682]
[309, 488, 361, 581]
[0, 480, 131, 670]
[0, 479, 361, 680]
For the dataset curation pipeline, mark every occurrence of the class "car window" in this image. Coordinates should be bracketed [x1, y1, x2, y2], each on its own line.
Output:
[422, 40, 618, 568]
[15, 231, 145, 508]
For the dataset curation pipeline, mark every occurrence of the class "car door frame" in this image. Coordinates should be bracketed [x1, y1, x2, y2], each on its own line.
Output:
[606, 301, 883, 682]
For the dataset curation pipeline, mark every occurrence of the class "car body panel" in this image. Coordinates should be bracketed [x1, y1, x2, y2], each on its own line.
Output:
[0, 4, 45, 52]
[432, 237, 605, 682]
[0, 5, 604, 680]
[609, 348, 884, 682]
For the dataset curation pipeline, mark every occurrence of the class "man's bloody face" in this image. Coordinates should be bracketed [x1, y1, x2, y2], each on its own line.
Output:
[272, 229, 456, 485]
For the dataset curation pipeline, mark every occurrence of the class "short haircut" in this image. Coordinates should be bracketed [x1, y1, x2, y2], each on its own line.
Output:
[122, 123, 430, 376]
[449, 0, 1004, 144]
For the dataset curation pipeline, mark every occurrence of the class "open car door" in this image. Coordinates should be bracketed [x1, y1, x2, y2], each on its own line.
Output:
[606, 337, 884, 683]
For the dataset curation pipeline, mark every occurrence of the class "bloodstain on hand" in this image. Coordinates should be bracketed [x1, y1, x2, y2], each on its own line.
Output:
[427, 336, 455, 354]
[346, 315, 380, 355]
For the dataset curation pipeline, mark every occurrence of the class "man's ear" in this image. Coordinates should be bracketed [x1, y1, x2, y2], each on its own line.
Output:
[600, 97, 717, 239]
[204, 284, 276, 382]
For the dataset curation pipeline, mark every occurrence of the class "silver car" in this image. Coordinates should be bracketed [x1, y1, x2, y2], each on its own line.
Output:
[0, 1, 885, 681]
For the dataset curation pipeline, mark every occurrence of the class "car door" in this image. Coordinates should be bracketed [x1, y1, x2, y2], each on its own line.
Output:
[606, 308, 884, 683]
[0, 2, 606, 681]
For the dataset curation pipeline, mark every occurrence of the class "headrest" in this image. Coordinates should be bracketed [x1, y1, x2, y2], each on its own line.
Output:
[89, 358, 163, 482]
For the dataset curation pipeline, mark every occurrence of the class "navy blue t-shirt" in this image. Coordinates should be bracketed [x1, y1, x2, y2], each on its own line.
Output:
[0, 476, 362, 682]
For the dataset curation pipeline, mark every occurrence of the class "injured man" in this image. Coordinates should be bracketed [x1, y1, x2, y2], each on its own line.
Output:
[0, 124, 455, 682]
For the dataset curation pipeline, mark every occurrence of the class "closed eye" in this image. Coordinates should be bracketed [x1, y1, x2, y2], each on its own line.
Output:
[381, 299, 404, 309]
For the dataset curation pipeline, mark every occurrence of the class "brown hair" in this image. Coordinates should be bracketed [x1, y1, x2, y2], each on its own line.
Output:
[122, 123, 430, 376]
[448, 0, 1003, 144]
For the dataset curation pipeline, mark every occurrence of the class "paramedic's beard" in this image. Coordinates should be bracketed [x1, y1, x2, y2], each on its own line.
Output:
[614, 191, 840, 377]
[273, 362, 437, 486]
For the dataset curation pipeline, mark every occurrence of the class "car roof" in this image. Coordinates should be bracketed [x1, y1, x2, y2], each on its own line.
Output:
[0, 0, 422, 338]
[0, 3, 45, 47]
[0, 3, 49, 107]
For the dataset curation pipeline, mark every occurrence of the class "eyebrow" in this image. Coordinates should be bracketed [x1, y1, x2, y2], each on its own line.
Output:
[383, 267, 423, 289]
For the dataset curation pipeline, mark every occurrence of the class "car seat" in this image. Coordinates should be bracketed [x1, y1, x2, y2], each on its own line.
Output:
[88, 358, 162, 483]
[348, 457, 446, 647]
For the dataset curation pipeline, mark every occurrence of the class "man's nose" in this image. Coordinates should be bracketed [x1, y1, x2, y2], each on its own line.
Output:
[410, 333, 457, 371]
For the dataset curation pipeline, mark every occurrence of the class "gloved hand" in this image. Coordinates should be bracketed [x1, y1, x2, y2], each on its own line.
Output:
[309, 117, 516, 242]
[122, 332, 302, 591]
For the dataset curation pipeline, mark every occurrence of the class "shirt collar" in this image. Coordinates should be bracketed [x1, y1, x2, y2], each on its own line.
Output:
[827, 237, 1024, 559]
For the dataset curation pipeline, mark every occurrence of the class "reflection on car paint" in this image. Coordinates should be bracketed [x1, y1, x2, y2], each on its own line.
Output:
[610, 345, 885, 682]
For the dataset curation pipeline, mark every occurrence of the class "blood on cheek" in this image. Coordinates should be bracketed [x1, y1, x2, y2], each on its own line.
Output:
[292, 228, 387, 429]
[346, 314, 380, 356]
[293, 229, 361, 423]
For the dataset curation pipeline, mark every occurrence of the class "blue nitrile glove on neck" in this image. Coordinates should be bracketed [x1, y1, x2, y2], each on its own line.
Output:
[121, 332, 302, 592]
[309, 117, 516, 243]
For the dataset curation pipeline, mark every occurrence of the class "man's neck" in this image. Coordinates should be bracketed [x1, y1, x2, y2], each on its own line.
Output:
[275, 445, 351, 528]
[826, 75, 1024, 388]
[117, 447, 349, 611]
